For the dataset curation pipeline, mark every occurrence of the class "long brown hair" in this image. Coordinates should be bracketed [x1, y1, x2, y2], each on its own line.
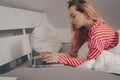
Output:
[68, 0, 105, 53]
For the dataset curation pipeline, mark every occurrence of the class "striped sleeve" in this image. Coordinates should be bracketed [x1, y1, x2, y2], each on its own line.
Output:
[58, 36, 106, 67]
[87, 37, 105, 60]
[59, 55, 87, 67]
[58, 25, 108, 67]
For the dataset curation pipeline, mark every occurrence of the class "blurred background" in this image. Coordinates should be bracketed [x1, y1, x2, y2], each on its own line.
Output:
[0, 0, 120, 42]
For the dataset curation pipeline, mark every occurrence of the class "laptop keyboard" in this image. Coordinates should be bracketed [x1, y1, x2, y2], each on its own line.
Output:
[30, 51, 65, 68]
[31, 58, 51, 68]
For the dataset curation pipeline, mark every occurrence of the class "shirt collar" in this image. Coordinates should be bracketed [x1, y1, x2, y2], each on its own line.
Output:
[89, 21, 104, 31]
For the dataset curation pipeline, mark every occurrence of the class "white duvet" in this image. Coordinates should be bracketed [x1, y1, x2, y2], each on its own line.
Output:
[93, 50, 120, 74]
[30, 22, 62, 53]
[77, 42, 120, 74]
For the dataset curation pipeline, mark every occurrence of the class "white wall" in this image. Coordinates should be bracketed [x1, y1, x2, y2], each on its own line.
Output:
[0, 0, 119, 29]
[0, 5, 47, 30]
[91, 0, 120, 29]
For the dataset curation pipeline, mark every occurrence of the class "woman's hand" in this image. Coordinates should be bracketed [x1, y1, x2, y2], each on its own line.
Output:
[41, 51, 65, 63]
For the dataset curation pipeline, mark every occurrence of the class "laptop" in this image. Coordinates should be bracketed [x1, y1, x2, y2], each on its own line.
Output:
[29, 51, 64, 68]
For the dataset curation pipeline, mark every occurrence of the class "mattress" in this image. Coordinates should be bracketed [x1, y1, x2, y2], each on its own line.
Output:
[0, 43, 120, 80]
[1, 63, 120, 80]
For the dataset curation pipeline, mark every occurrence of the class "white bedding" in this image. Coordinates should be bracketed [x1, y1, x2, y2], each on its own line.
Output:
[93, 50, 120, 74]
[30, 22, 62, 53]
[78, 55, 120, 74]
[77, 40, 120, 74]
[1, 61, 120, 80]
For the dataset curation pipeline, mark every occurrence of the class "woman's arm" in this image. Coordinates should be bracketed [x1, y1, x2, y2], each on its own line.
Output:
[58, 38, 105, 67]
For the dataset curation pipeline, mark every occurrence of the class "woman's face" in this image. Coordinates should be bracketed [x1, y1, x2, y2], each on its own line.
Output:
[69, 5, 87, 29]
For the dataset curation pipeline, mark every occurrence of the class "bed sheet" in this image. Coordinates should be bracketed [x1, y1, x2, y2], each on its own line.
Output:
[0, 43, 120, 80]
[0, 62, 120, 80]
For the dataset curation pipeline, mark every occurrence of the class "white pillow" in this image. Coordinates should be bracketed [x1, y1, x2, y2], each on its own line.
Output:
[93, 50, 114, 72]
[77, 42, 95, 69]
[30, 22, 62, 53]
[93, 50, 120, 74]
[77, 42, 89, 58]
[79, 59, 95, 69]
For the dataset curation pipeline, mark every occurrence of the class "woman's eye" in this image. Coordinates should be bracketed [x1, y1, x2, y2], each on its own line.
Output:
[72, 15, 76, 19]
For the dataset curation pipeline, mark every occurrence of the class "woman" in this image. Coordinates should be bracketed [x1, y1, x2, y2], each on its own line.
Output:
[41, 0, 118, 67]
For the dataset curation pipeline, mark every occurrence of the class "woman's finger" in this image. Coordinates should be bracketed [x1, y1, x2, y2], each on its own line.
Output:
[46, 60, 55, 63]
[42, 58, 53, 62]
[42, 53, 52, 59]
[46, 51, 53, 54]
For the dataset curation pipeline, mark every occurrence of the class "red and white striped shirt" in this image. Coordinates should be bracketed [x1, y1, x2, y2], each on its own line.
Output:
[58, 21, 119, 67]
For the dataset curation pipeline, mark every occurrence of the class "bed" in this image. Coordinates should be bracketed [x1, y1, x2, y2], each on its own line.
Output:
[0, 5, 120, 80]
[0, 43, 120, 80]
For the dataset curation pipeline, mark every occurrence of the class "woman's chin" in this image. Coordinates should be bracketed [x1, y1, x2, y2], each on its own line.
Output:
[75, 26, 81, 30]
